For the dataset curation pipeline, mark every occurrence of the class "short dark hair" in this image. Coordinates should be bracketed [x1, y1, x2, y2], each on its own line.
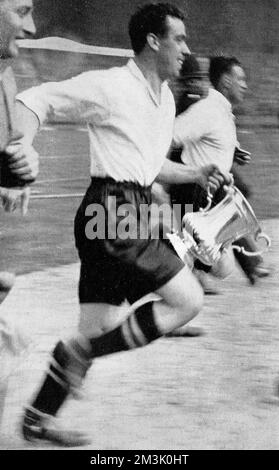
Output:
[129, 2, 185, 55]
[209, 56, 242, 88]
[179, 54, 209, 81]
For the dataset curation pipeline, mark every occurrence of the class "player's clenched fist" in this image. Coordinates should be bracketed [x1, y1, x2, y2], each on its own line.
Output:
[197, 164, 233, 193]
[5, 141, 39, 183]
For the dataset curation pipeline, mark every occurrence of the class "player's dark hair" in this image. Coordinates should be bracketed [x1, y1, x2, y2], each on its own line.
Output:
[209, 56, 242, 89]
[129, 2, 185, 55]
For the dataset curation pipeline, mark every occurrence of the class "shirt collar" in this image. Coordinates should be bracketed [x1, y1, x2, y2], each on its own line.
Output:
[209, 88, 234, 115]
[127, 58, 167, 107]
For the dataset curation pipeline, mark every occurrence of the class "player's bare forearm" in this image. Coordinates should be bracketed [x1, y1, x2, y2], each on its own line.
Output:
[156, 159, 232, 194]
[156, 159, 199, 185]
[15, 101, 40, 145]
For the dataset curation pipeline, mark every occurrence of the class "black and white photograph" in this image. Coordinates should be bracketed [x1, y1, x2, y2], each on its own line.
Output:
[0, 0, 278, 453]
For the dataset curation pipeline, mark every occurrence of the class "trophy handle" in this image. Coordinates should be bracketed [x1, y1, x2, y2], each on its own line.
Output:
[200, 177, 234, 214]
[232, 232, 271, 257]
[199, 188, 213, 213]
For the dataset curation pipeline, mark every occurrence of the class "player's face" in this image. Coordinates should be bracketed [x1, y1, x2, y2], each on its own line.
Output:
[157, 16, 190, 81]
[0, 0, 35, 59]
[228, 65, 247, 105]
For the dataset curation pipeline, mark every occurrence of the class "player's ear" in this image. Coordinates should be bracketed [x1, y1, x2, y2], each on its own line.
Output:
[146, 33, 160, 52]
[220, 73, 232, 91]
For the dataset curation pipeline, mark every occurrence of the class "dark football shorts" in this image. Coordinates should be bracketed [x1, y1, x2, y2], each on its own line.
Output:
[74, 177, 184, 305]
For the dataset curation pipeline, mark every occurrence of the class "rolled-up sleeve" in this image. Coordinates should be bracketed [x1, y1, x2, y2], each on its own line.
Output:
[16, 70, 110, 126]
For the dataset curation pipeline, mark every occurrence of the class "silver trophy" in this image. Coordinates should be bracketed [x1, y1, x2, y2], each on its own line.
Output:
[168, 185, 271, 266]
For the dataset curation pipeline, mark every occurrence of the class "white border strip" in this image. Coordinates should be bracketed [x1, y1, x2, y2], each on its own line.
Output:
[18, 37, 134, 58]
[30, 193, 84, 199]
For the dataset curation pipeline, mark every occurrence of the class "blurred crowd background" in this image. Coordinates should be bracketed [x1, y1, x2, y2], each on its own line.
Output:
[21, 0, 279, 127]
[7, 0, 279, 221]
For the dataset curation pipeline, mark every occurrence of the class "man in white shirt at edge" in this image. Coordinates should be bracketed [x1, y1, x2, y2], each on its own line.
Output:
[0, 0, 38, 426]
[172, 55, 269, 285]
[0, 0, 38, 299]
[15, 3, 231, 446]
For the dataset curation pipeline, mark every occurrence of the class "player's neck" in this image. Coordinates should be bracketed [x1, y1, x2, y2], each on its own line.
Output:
[134, 55, 163, 102]
[0, 61, 10, 75]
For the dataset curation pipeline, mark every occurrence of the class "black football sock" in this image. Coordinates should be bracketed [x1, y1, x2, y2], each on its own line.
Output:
[28, 302, 160, 417]
[30, 341, 81, 417]
[89, 301, 161, 358]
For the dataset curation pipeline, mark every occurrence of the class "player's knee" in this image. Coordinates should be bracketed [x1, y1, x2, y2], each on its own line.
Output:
[176, 276, 204, 324]
[188, 279, 204, 316]
[156, 266, 204, 329]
